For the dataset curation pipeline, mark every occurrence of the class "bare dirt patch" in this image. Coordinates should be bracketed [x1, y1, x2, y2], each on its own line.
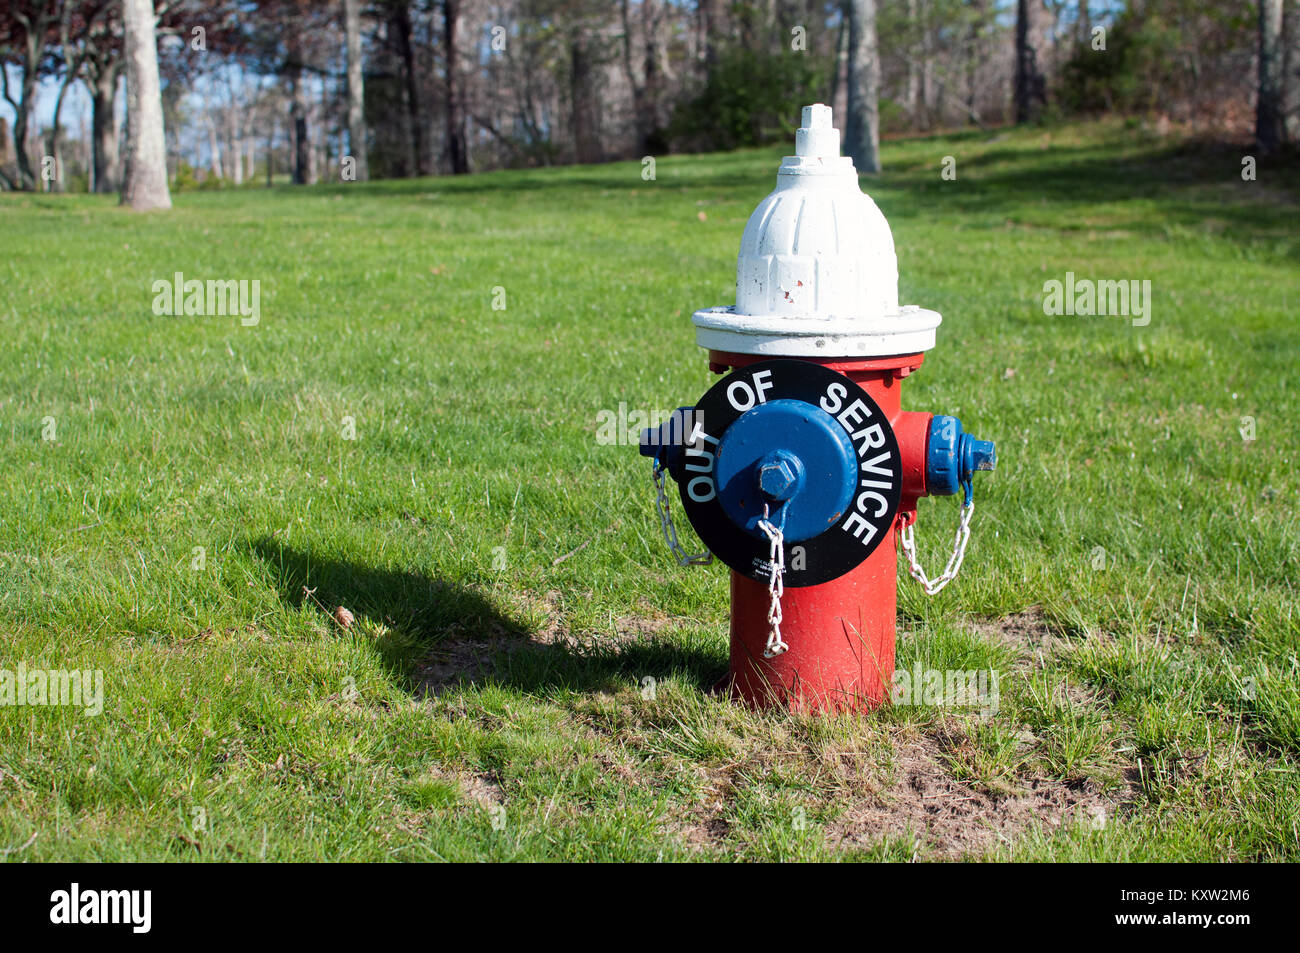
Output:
[968, 606, 1111, 708]
[828, 724, 1123, 859]
[414, 632, 502, 697]
[416, 602, 1134, 858]
[679, 813, 732, 848]
[968, 606, 1069, 669]
[459, 771, 506, 811]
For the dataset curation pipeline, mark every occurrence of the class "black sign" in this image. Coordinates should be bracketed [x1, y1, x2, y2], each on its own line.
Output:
[679, 359, 903, 587]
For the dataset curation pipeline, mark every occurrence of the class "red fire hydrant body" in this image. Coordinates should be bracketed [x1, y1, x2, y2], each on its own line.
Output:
[714, 352, 931, 712]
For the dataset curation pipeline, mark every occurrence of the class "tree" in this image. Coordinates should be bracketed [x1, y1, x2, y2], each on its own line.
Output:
[1014, 0, 1047, 123]
[443, 0, 468, 174]
[120, 0, 171, 208]
[385, 1, 429, 176]
[237, 0, 338, 185]
[343, 0, 367, 180]
[568, 24, 603, 164]
[287, 50, 310, 183]
[843, 0, 881, 174]
[81, 8, 123, 193]
[1286, 0, 1300, 143]
[48, 2, 113, 193]
[621, 0, 665, 154]
[0, 2, 60, 190]
[81, 0, 196, 194]
[1256, 0, 1285, 152]
[696, 0, 720, 71]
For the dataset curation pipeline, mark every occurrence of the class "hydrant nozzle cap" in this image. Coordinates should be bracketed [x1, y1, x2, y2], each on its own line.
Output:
[795, 104, 839, 160]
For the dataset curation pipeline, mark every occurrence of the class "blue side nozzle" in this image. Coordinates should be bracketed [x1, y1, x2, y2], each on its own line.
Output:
[927, 415, 996, 497]
[638, 406, 698, 473]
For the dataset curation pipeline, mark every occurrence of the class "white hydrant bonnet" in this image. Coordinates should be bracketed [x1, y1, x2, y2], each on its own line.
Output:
[692, 103, 941, 357]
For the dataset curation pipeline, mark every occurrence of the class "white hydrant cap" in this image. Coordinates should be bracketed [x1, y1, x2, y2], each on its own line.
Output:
[692, 104, 941, 357]
[795, 103, 840, 159]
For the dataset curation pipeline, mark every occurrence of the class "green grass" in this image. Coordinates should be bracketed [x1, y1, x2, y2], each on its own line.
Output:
[1, 117, 1297, 861]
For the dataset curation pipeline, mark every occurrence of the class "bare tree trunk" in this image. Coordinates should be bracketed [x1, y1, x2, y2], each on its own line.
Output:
[227, 104, 244, 185]
[80, 112, 91, 184]
[697, 0, 720, 71]
[1014, 0, 1047, 123]
[343, 0, 369, 180]
[0, 15, 46, 190]
[120, 0, 171, 210]
[844, 0, 881, 174]
[569, 30, 602, 164]
[829, 11, 847, 117]
[921, 0, 935, 129]
[0, 117, 15, 191]
[643, 1, 663, 147]
[905, 0, 920, 126]
[621, 0, 642, 143]
[289, 68, 310, 184]
[314, 82, 327, 181]
[444, 0, 469, 173]
[965, 0, 987, 127]
[89, 64, 122, 193]
[1285, 0, 1300, 143]
[1256, 0, 1285, 153]
[48, 74, 78, 192]
[206, 113, 224, 179]
[47, 11, 91, 193]
[621, 0, 661, 154]
[391, 3, 429, 176]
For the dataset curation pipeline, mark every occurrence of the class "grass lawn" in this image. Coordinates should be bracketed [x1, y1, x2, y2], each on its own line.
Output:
[1, 118, 1297, 861]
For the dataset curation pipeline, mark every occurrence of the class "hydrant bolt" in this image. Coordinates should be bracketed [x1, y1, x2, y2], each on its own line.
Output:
[757, 451, 803, 502]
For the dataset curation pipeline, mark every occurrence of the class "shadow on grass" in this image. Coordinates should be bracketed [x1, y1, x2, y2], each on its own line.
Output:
[251, 537, 724, 699]
[199, 148, 778, 203]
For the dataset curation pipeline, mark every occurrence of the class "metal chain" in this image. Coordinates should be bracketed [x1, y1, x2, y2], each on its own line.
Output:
[898, 499, 974, 595]
[652, 463, 712, 566]
[755, 505, 788, 658]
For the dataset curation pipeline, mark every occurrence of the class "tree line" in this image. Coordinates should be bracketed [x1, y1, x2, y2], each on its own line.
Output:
[2, 1, 1296, 204]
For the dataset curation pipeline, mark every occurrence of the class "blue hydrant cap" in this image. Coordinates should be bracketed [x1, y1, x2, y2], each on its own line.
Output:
[927, 415, 996, 496]
[967, 438, 996, 473]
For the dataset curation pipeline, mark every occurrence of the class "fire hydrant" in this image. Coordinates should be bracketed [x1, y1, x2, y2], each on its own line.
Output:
[640, 104, 996, 714]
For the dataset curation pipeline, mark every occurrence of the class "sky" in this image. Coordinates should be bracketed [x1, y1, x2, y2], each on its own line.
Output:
[3, 67, 102, 134]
